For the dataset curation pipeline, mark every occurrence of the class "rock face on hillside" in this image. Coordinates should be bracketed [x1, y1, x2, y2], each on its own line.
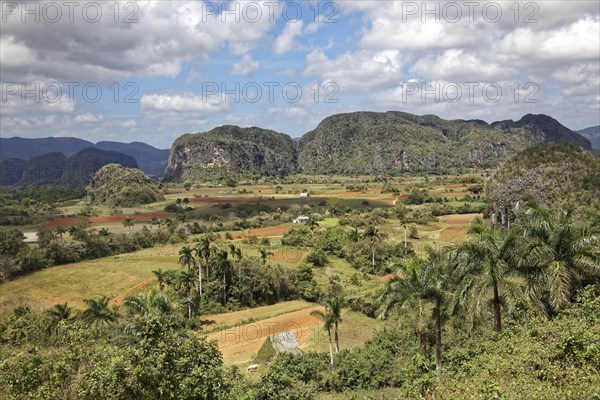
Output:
[486, 143, 600, 225]
[163, 126, 297, 181]
[15, 148, 138, 187]
[578, 125, 600, 149]
[87, 164, 163, 206]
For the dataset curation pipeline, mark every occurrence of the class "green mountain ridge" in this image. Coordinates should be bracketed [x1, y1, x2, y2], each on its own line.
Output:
[164, 111, 592, 179]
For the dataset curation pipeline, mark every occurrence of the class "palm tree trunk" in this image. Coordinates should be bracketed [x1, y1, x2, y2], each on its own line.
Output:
[198, 268, 203, 297]
[334, 324, 340, 353]
[419, 331, 427, 357]
[493, 283, 502, 333]
[223, 271, 227, 305]
[327, 329, 334, 368]
[371, 246, 375, 266]
[435, 306, 442, 378]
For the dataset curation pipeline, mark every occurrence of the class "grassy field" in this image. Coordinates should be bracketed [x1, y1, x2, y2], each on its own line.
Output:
[0, 244, 181, 311]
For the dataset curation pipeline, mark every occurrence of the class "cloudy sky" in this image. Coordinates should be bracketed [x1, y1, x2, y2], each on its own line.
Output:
[1, 0, 599, 148]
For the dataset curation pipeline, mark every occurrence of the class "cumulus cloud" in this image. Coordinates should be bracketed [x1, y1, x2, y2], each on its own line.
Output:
[273, 20, 304, 55]
[231, 54, 260, 76]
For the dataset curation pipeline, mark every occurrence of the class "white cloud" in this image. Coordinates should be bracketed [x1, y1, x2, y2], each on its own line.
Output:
[141, 93, 229, 113]
[273, 21, 304, 55]
[74, 113, 104, 123]
[231, 54, 259, 76]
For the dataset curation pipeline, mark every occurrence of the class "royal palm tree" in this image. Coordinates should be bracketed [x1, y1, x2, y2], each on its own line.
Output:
[522, 205, 600, 314]
[327, 295, 345, 353]
[456, 219, 523, 333]
[81, 296, 118, 326]
[178, 246, 196, 273]
[421, 248, 458, 377]
[215, 250, 231, 305]
[310, 307, 335, 368]
[378, 257, 431, 357]
[175, 270, 196, 319]
[152, 268, 168, 297]
[362, 226, 382, 267]
[196, 236, 212, 278]
[228, 243, 242, 261]
[98, 228, 111, 237]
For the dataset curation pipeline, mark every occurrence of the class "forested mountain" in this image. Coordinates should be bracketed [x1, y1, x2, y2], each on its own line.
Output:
[0, 138, 169, 177]
[86, 164, 163, 206]
[0, 158, 26, 186]
[13, 148, 137, 188]
[298, 112, 591, 174]
[95, 141, 170, 177]
[577, 125, 600, 149]
[163, 125, 298, 181]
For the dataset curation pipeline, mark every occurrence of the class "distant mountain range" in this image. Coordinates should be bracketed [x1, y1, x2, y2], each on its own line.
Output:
[577, 125, 600, 149]
[2, 148, 138, 187]
[164, 112, 592, 180]
[0, 137, 169, 177]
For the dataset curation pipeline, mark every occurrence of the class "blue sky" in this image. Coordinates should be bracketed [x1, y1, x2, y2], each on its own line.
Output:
[1, 1, 599, 148]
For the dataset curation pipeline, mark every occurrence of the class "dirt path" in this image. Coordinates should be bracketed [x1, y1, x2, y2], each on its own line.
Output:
[109, 276, 157, 305]
[206, 305, 324, 365]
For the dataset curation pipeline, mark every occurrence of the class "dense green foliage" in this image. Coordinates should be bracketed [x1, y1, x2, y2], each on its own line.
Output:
[86, 164, 163, 206]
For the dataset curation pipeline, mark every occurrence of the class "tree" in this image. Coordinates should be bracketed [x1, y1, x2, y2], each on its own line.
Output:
[55, 225, 67, 240]
[175, 270, 196, 319]
[215, 250, 231, 305]
[362, 226, 382, 267]
[124, 288, 174, 318]
[522, 205, 600, 314]
[378, 257, 430, 357]
[81, 296, 118, 326]
[123, 216, 134, 231]
[152, 268, 168, 297]
[178, 246, 196, 273]
[259, 247, 274, 265]
[196, 236, 212, 278]
[420, 248, 457, 377]
[0, 228, 26, 257]
[307, 217, 319, 240]
[310, 307, 335, 368]
[456, 219, 523, 333]
[47, 303, 73, 334]
[98, 228, 111, 237]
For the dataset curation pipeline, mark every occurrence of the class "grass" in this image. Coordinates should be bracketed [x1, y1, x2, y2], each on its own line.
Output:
[0, 244, 181, 311]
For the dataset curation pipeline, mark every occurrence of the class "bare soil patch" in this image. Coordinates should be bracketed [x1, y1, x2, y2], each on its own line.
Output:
[47, 213, 172, 227]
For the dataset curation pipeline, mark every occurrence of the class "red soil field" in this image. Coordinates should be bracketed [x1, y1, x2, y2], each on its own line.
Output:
[46, 213, 172, 227]
[232, 225, 291, 239]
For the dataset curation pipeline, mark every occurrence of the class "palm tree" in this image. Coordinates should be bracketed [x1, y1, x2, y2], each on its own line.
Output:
[55, 225, 66, 240]
[47, 303, 73, 334]
[455, 219, 523, 333]
[123, 216, 134, 231]
[307, 217, 319, 240]
[152, 268, 168, 297]
[522, 205, 600, 314]
[378, 258, 430, 357]
[310, 307, 335, 368]
[258, 247, 274, 265]
[196, 236, 212, 278]
[228, 243, 242, 261]
[123, 288, 173, 317]
[81, 296, 118, 326]
[421, 248, 458, 377]
[175, 270, 196, 319]
[215, 250, 231, 305]
[98, 228, 111, 237]
[362, 226, 382, 267]
[327, 295, 345, 353]
[178, 246, 196, 273]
